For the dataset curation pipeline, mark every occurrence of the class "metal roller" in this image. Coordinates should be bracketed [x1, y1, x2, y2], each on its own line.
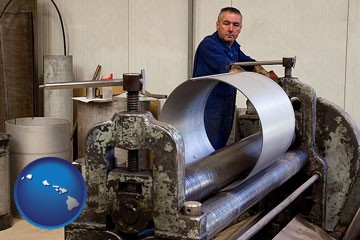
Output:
[203, 150, 308, 239]
[185, 133, 262, 201]
[160, 72, 295, 179]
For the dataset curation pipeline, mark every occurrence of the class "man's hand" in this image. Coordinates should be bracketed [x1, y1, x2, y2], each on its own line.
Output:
[229, 65, 246, 73]
[230, 64, 279, 83]
[254, 65, 271, 78]
[255, 66, 280, 83]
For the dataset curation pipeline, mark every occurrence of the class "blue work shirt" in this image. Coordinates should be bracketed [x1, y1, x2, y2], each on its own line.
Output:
[193, 32, 255, 149]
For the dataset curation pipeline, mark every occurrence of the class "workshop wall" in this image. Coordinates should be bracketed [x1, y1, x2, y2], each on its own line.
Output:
[194, 0, 360, 128]
[38, 0, 360, 127]
[37, 0, 190, 96]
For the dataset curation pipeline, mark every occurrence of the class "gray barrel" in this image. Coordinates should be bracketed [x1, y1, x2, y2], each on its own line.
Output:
[0, 133, 13, 230]
[5, 117, 71, 218]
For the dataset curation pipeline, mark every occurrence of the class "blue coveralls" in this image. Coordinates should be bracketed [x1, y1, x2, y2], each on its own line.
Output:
[193, 32, 255, 149]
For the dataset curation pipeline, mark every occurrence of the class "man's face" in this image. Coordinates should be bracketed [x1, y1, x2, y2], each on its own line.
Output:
[216, 11, 242, 46]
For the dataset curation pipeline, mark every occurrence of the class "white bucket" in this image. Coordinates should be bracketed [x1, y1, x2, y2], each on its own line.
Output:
[5, 117, 71, 218]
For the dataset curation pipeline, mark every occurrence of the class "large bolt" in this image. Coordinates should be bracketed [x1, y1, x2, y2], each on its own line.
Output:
[283, 57, 296, 78]
[127, 150, 140, 172]
[123, 73, 142, 171]
[123, 73, 142, 112]
[123, 73, 142, 92]
[120, 203, 138, 225]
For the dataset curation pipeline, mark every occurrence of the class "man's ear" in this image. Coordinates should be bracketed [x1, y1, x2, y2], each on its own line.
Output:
[216, 21, 219, 30]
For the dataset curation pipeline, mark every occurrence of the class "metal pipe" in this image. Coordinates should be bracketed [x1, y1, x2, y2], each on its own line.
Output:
[39, 79, 123, 90]
[236, 173, 320, 240]
[202, 150, 308, 239]
[232, 57, 296, 69]
[185, 133, 262, 201]
[232, 60, 283, 67]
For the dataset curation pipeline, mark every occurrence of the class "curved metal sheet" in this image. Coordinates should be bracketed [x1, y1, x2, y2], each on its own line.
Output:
[159, 72, 295, 178]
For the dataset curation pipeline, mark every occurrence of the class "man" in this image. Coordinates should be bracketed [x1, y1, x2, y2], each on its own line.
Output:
[193, 7, 269, 150]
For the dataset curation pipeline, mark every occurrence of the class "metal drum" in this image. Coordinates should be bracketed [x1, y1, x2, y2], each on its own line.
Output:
[5, 117, 71, 218]
[0, 133, 13, 230]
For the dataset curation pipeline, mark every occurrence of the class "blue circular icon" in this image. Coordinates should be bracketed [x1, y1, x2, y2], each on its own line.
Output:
[14, 157, 87, 229]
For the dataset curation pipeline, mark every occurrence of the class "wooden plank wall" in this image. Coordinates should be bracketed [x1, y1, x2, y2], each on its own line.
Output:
[38, 0, 360, 127]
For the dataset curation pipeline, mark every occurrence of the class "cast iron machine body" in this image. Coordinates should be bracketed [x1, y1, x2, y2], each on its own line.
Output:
[65, 61, 360, 239]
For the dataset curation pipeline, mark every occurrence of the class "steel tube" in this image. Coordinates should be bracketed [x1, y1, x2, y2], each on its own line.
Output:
[202, 150, 308, 239]
[39, 79, 123, 90]
[232, 60, 283, 67]
[185, 133, 262, 201]
[237, 173, 320, 240]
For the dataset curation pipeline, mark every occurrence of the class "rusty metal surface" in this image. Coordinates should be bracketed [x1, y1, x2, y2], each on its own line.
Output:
[67, 111, 208, 240]
[315, 97, 360, 231]
[280, 77, 328, 227]
[76, 98, 150, 158]
[107, 169, 153, 234]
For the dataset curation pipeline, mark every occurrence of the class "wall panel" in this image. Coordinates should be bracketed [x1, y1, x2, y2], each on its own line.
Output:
[194, 0, 348, 109]
[38, 0, 189, 95]
[234, 0, 348, 108]
[193, 0, 231, 52]
[345, 0, 360, 126]
[39, 0, 129, 81]
[129, 0, 189, 94]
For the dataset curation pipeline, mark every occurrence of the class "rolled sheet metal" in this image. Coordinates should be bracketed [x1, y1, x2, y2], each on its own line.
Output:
[202, 150, 308, 239]
[185, 133, 262, 201]
[160, 72, 295, 179]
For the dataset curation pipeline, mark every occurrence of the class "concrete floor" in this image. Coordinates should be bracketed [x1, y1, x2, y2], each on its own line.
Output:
[0, 218, 64, 240]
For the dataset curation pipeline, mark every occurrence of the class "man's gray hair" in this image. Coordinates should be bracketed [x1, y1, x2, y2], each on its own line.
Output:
[218, 7, 242, 21]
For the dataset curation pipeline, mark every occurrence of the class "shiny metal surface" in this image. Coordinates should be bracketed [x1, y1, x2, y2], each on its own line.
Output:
[39, 79, 123, 90]
[182, 201, 202, 216]
[202, 150, 308, 239]
[160, 72, 295, 178]
[238, 173, 320, 240]
[232, 60, 283, 66]
[185, 133, 261, 201]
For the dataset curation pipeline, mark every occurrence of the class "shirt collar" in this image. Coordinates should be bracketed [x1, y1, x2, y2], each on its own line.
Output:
[212, 31, 241, 49]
